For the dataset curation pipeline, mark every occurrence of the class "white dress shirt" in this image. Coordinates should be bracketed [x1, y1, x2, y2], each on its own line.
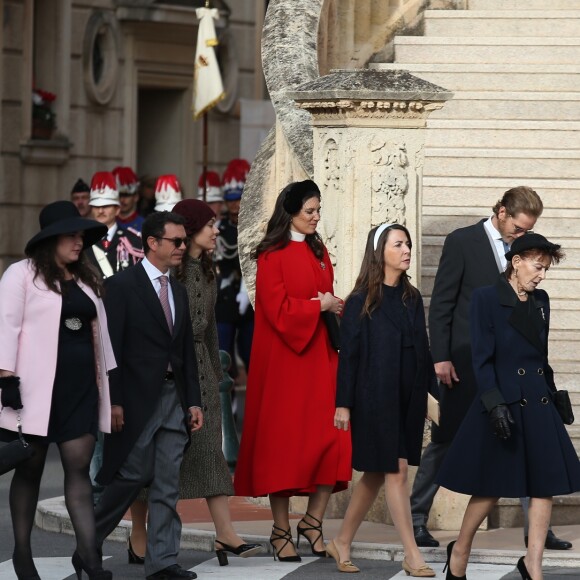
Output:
[483, 216, 508, 271]
[141, 257, 175, 323]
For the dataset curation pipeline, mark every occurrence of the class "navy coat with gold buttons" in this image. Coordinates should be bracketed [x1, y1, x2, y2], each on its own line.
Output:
[437, 275, 580, 498]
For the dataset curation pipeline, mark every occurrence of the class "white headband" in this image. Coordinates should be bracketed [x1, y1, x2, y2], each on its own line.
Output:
[373, 223, 395, 250]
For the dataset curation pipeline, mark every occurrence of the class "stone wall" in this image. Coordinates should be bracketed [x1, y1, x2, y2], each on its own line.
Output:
[0, 0, 261, 270]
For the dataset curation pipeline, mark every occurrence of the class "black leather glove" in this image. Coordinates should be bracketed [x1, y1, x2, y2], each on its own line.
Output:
[489, 404, 515, 440]
[0, 375, 23, 410]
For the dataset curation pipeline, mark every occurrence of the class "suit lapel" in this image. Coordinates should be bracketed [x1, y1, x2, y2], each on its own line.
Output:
[378, 286, 412, 331]
[475, 220, 504, 276]
[133, 263, 172, 336]
[169, 274, 182, 339]
[497, 277, 545, 354]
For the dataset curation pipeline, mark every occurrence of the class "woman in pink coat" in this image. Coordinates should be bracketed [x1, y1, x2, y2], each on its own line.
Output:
[0, 201, 116, 580]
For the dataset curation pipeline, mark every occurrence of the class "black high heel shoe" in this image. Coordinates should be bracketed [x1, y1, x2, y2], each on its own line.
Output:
[214, 539, 262, 566]
[296, 512, 327, 557]
[127, 538, 145, 565]
[517, 556, 532, 580]
[442, 541, 467, 580]
[71, 550, 112, 580]
[269, 525, 301, 562]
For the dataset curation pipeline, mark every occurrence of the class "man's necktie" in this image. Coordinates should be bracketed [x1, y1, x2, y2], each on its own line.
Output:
[158, 275, 173, 334]
[502, 240, 510, 255]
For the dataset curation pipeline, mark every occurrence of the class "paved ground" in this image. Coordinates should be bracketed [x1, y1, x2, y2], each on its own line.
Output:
[2, 395, 580, 579]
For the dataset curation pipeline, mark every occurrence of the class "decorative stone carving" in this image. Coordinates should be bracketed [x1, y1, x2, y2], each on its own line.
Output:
[320, 136, 343, 268]
[287, 69, 452, 298]
[296, 99, 437, 121]
[369, 136, 409, 226]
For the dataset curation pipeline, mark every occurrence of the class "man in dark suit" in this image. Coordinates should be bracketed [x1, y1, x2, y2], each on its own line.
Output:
[95, 211, 203, 580]
[85, 172, 144, 506]
[411, 186, 570, 551]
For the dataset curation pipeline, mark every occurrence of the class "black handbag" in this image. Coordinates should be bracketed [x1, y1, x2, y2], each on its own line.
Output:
[0, 414, 35, 476]
[322, 311, 340, 351]
[553, 390, 574, 425]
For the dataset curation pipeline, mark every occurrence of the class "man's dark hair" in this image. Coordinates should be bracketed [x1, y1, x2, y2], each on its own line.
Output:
[142, 211, 186, 254]
[71, 178, 90, 195]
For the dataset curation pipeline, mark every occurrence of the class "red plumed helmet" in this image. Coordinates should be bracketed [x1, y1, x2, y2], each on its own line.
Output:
[197, 170, 223, 204]
[222, 159, 250, 201]
[89, 171, 119, 207]
[155, 174, 183, 212]
[112, 166, 139, 195]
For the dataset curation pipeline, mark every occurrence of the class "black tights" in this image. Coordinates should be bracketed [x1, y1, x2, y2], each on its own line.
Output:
[10, 433, 99, 575]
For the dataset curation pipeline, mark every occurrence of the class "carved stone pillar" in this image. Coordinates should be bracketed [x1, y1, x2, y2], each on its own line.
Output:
[287, 69, 452, 300]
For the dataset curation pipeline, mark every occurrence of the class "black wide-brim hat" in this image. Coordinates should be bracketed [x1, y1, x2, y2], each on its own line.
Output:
[25, 200, 107, 254]
[505, 232, 561, 262]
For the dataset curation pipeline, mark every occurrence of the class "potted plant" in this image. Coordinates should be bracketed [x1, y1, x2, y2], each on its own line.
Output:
[32, 88, 57, 139]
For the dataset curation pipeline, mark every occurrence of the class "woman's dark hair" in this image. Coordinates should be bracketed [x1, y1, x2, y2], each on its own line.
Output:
[28, 236, 103, 297]
[176, 247, 215, 283]
[252, 182, 324, 260]
[348, 224, 418, 317]
[505, 247, 565, 279]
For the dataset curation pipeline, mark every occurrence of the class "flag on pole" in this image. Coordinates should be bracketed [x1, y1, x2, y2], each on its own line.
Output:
[192, 7, 225, 120]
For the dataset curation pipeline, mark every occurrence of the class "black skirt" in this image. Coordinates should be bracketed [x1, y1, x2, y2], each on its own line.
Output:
[0, 280, 99, 444]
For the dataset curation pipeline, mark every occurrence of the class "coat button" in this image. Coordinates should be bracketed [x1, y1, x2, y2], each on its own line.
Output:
[520, 399, 527, 406]
[541, 397, 549, 405]
[203, 405, 208, 411]
[202, 390, 207, 396]
[537, 368, 544, 375]
[517, 368, 526, 375]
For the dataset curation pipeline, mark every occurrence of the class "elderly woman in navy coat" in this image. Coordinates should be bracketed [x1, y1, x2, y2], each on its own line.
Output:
[327, 224, 437, 578]
[438, 233, 580, 580]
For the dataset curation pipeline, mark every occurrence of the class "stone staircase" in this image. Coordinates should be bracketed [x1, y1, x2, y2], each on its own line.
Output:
[374, 0, 580, 455]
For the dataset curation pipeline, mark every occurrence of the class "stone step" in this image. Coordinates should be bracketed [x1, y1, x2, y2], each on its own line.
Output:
[469, 0, 579, 10]
[421, 213, 580, 240]
[372, 63, 580, 92]
[424, 148, 580, 180]
[424, 10, 580, 38]
[490, 494, 580, 529]
[425, 91, 580, 122]
[425, 121, 580, 150]
[422, 175, 580, 200]
[394, 37, 580, 65]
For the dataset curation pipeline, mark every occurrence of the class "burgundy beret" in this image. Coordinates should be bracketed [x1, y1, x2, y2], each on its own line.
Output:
[172, 199, 216, 237]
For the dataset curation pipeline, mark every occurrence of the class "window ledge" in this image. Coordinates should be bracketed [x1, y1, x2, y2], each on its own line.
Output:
[20, 136, 73, 166]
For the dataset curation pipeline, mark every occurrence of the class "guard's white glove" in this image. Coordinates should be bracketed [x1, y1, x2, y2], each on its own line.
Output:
[236, 279, 250, 316]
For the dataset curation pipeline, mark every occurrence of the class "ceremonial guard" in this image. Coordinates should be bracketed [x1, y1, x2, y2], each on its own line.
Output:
[154, 174, 183, 213]
[86, 171, 143, 280]
[113, 166, 144, 232]
[197, 170, 224, 217]
[215, 159, 253, 378]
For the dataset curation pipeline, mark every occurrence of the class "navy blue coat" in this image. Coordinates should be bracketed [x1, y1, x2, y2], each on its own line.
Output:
[336, 288, 437, 472]
[437, 276, 580, 497]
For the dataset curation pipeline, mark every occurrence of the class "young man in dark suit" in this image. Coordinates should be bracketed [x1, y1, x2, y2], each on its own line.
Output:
[412, 186, 572, 551]
[95, 211, 203, 580]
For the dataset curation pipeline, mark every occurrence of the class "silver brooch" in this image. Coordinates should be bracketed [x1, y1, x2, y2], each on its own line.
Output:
[64, 317, 83, 331]
[320, 261, 326, 270]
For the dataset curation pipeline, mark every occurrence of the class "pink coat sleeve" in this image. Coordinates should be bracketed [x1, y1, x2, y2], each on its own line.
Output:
[0, 261, 27, 372]
[255, 250, 321, 354]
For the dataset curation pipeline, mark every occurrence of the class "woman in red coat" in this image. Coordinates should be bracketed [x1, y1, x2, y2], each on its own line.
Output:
[234, 180, 352, 562]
